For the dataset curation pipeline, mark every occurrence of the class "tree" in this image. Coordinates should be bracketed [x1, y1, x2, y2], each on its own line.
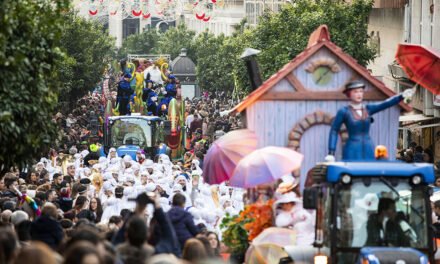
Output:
[117, 29, 160, 59]
[153, 23, 197, 61]
[194, 32, 236, 92]
[0, 0, 69, 172]
[58, 13, 115, 108]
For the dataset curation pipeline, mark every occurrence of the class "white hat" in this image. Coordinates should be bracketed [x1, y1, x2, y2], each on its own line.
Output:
[109, 147, 117, 153]
[140, 170, 150, 177]
[81, 150, 89, 157]
[144, 160, 154, 169]
[123, 186, 135, 197]
[355, 193, 379, 211]
[275, 192, 301, 205]
[172, 184, 183, 193]
[103, 172, 113, 181]
[125, 175, 135, 183]
[123, 155, 132, 162]
[145, 183, 157, 192]
[103, 181, 114, 192]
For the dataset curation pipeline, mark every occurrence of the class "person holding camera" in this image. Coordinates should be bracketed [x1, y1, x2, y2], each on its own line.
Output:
[112, 191, 181, 257]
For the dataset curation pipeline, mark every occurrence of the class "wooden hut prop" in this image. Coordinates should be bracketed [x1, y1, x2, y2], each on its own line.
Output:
[231, 25, 410, 190]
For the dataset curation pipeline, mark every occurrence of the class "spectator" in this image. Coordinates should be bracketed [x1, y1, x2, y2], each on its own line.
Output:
[167, 193, 199, 248]
[30, 203, 64, 250]
[182, 238, 207, 263]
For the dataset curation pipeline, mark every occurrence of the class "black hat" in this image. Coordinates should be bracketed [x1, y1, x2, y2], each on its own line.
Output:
[343, 80, 365, 93]
[79, 178, 91, 185]
[128, 192, 153, 207]
[115, 186, 124, 195]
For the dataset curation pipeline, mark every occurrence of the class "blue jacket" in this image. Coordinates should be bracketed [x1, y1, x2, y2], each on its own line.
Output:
[165, 82, 176, 97]
[142, 88, 158, 107]
[117, 80, 133, 102]
[329, 94, 403, 160]
[167, 206, 199, 248]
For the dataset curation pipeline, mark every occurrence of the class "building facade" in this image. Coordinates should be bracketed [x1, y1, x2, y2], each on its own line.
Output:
[182, 0, 245, 36]
[367, 0, 440, 161]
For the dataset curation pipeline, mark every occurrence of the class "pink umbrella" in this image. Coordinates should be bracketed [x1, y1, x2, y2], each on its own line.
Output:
[202, 129, 258, 184]
[230, 146, 303, 188]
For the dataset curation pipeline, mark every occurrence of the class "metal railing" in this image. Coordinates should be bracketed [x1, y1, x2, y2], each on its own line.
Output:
[127, 54, 171, 62]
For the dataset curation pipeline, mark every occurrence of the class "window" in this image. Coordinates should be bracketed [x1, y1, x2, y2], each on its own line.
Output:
[336, 178, 429, 249]
[110, 118, 152, 148]
[123, 17, 140, 39]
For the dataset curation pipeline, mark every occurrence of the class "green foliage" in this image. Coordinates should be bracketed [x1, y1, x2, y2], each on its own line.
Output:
[194, 32, 234, 92]
[247, 0, 375, 86]
[58, 13, 115, 107]
[0, 0, 69, 172]
[153, 23, 197, 61]
[220, 213, 250, 254]
[118, 29, 160, 59]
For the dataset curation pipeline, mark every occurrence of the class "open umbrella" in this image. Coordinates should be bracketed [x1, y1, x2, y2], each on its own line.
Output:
[229, 146, 303, 188]
[245, 243, 289, 264]
[202, 129, 258, 184]
[395, 43, 440, 94]
[252, 227, 297, 247]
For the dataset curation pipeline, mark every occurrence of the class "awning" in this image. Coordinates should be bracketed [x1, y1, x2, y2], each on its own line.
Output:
[398, 114, 435, 122]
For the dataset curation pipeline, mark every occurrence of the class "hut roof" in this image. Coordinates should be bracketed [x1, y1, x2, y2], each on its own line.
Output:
[232, 25, 410, 113]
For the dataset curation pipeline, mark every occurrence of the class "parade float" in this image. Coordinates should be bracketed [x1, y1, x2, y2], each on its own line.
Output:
[204, 25, 439, 263]
[100, 55, 186, 160]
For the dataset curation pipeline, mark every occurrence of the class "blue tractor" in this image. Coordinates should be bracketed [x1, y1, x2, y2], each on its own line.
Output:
[100, 115, 170, 160]
[284, 161, 435, 264]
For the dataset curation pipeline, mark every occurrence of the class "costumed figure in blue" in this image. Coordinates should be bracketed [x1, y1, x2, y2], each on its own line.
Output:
[326, 80, 413, 161]
[158, 75, 177, 116]
[116, 73, 133, 116]
[142, 80, 158, 116]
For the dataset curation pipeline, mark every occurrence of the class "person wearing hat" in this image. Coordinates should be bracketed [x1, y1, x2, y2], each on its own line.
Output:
[326, 80, 414, 161]
[83, 144, 100, 167]
[142, 80, 158, 116]
[275, 192, 315, 245]
[117, 73, 134, 115]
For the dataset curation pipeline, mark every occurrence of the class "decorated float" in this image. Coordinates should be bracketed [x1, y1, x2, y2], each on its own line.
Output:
[100, 55, 186, 160]
[204, 25, 438, 263]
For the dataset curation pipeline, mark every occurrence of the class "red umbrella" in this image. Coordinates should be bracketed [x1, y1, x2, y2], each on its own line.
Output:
[395, 43, 440, 94]
[202, 129, 258, 184]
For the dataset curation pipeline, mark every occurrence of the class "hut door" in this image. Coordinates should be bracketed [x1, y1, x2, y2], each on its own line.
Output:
[287, 111, 345, 190]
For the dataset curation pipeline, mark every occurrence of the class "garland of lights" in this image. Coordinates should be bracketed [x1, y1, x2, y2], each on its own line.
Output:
[74, 0, 220, 22]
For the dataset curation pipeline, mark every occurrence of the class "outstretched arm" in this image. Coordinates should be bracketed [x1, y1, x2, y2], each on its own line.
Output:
[367, 94, 403, 115]
[328, 108, 346, 155]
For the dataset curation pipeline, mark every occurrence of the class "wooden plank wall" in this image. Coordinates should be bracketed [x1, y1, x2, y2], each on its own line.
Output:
[246, 100, 401, 190]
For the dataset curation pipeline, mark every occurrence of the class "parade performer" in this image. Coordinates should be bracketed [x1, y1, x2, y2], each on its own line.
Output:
[143, 61, 164, 86]
[142, 80, 158, 116]
[158, 75, 178, 116]
[116, 73, 133, 115]
[326, 80, 413, 161]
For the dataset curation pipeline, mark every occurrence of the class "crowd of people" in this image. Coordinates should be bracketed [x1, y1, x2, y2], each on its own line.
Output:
[0, 88, 257, 264]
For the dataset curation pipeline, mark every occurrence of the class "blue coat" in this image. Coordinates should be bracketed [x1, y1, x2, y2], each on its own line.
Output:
[329, 94, 403, 160]
[167, 206, 199, 248]
[142, 88, 158, 107]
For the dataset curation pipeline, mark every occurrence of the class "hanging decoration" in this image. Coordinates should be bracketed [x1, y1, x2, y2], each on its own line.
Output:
[74, 0, 220, 22]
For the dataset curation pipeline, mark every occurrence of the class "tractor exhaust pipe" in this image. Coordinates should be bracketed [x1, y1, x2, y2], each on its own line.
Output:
[240, 48, 263, 91]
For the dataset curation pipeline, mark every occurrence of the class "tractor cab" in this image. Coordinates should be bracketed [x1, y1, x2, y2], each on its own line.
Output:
[286, 161, 435, 264]
[101, 115, 169, 160]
